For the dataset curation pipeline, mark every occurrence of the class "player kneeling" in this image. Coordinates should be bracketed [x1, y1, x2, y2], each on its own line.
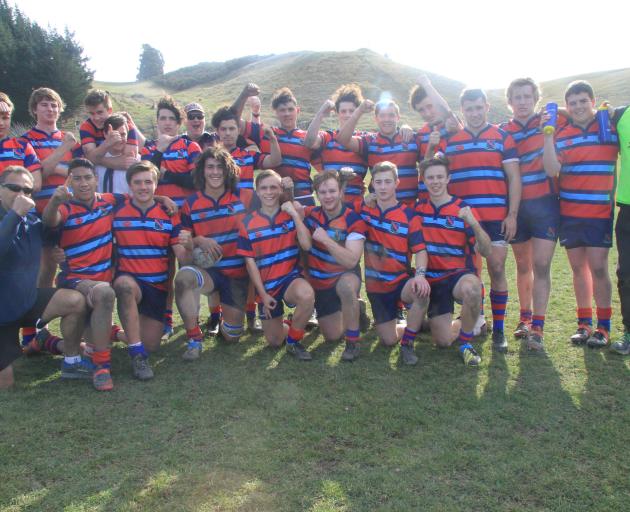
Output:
[416, 156, 492, 365]
[112, 162, 189, 380]
[303, 171, 367, 361]
[237, 170, 315, 360]
[361, 162, 430, 365]
[175, 147, 249, 360]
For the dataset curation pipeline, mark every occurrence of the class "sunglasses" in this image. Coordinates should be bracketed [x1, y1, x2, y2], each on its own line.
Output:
[2, 183, 33, 195]
[187, 113, 204, 121]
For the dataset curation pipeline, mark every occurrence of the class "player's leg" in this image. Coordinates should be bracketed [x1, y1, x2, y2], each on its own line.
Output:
[452, 273, 483, 365]
[486, 242, 509, 351]
[526, 237, 557, 351]
[612, 205, 630, 354]
[283, 277, 315, 360]
[585, 246, 612, 348]
[511, 240, 533, 338]
[76, 280, 116, 390]
[566, 246, 594, 344]
[174, 265, 214, 360]
[399, 278, 429, 366]
[336, 272, 362, 361]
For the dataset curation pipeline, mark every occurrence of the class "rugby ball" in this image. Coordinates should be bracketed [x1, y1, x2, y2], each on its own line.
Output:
[192, 246, 218, 268]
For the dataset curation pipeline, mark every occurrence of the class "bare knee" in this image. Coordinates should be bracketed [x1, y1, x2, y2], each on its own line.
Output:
[295, 285, 315, 306]
[114, 277, 136, 297]
[175, 268, 199, 292]
[336, 276, 358, 301]
[65, 290, 87, 314]
[591, 265, 610, 281]
[91, 285, 115, 309]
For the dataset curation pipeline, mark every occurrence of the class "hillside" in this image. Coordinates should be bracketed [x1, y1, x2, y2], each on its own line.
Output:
[88, 49, 629, 137]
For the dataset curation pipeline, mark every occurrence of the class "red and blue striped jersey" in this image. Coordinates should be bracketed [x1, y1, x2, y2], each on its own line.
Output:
[57, 193, 125, 284]
[360, 202, 425, 293]
[318, 130, 368, 205]
[414, 197, 476, 283]
[555, 119, 619, 220]
[443, 124, 518, 222]
[303, 205, 367, 290]
[357, 131, 420, 205]
[237, 209, 301, 297]
[141, 137, 201, 207]
[181, 190, 248, 279]
[500, 115, 560, 200]
[0, 136, 41, 176]
[20, 128, 83, 213]
[244, 122, 317, 196]
[79, 118, 139, 148]
[230, 146, 263, 209]
[112, 200, 181, 290]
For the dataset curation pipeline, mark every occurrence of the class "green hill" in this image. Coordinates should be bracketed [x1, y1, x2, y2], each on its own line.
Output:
[87, 50, 629, 137]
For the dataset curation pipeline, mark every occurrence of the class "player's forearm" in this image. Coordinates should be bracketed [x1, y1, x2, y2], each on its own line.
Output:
[41, 199, 62, 228]
[264, 138, 282, 168]
[337, 110, 361, 147]
[470, 221, 492, 258]
[542, 136, 561, 177]
[505, 163, 522, 216]
[304, 111, 325, 149]
[31, 170, 42, 193]
[413, 250, 428, 271]
[245, 257, 267, 297]
[293, 216, 312, 251]
[322, 238, 361, 269]
[41, 146, 71, 177]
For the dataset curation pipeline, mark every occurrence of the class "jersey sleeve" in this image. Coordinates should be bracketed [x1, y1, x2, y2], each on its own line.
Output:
[408, 213, 425, 254]
[181, 200, 193, 230]
[243, 121, 262, 147]
[79, 120, 97, 147]
[236, 222, 254, 258]
[169, 212, 182, 245]
[187, 141, 201, 170]
[502, 133, 519, 162]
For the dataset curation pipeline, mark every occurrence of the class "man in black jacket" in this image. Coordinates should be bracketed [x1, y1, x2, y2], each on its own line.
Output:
[0, 166, 88, 389]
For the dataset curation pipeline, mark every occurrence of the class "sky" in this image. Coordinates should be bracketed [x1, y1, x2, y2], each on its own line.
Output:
[12, 0, 630, 89]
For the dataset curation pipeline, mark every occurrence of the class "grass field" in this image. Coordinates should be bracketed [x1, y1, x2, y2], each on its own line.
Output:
[1, 244, 629, 511]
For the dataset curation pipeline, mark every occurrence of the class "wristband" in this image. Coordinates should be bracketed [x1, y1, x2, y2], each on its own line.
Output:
[415, 267, 426, 277]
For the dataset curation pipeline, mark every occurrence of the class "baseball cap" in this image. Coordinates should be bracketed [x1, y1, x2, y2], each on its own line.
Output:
[184, 102, 204, 114]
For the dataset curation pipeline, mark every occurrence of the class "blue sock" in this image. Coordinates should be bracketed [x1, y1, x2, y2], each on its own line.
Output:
[128, 342, 147, 359]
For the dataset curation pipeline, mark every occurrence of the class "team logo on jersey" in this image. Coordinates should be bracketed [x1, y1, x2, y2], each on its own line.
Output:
[445, 216, 456, 228]
[456, 145, 464, 151]
[255, 231, 263, 238]
[74, 218, 83, 225]
[390, 221, 400, 233]
[154, 219, 164, 231]
[282, 222, 290, 233]
[486, 140, 496, 150]
[226, 204, 235, 213]
[124, 221, 131, 227]
[199, 212, 206, 219]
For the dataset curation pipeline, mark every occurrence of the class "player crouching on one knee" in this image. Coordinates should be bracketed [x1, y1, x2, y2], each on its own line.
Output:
[361, 161, 430, 366]
[174, 146, 250, 360]
[302, 170, 367, 361]
[416, 156, 492, 366]
[237, 170, 316, 360]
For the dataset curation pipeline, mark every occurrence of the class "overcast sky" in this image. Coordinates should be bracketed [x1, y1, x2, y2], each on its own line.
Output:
[13, 0, 630, 88]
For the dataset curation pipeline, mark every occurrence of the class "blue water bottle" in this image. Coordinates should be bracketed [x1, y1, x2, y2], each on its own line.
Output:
[597, 103, 612, 143]
[543, 102, 558, 135]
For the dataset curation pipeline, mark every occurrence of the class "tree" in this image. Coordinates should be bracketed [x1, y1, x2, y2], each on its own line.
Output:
[137, 44, 164, 81]
[0, 0, 93, 124]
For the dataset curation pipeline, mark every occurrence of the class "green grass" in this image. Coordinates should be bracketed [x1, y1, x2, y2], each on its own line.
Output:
[1, 246, 629, 511]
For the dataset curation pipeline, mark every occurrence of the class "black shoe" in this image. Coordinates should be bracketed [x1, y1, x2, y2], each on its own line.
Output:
[400, 343, 418, 365]
[492, 330, 508, 353]
[341, 341, 360, 362]
[358, 299, 371, 332]
[287, 342, 312, 361]
[570, 326, 592, 346]
[205, 315, 220, 336]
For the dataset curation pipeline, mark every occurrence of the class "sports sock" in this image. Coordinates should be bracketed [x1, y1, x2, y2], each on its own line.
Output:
[127, 342, 148, 359]
[186, 325, 203, 342]
[577, 307, 593, 327]
[401, 327, 417, 346]
[164, 309, 173, 328]
[44, 333, 63, 355]
[531, 315, 545, 333]
[345, 328, 360, 344]
[64, 355, 81, 365]
[596, 307, 612, 333]
[287, 326, 305, 345]
[246, 303, 257, 319]
[490, 289, 508, 333]
[520, 309, 533, 323]
[92, 349, 111, 368]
